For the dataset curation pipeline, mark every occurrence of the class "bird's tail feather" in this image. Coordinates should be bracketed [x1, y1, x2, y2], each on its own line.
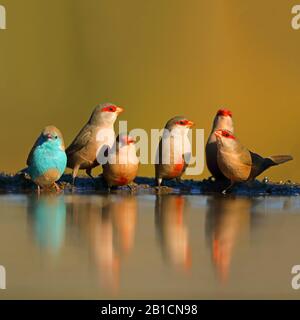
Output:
[268, 155, 293, 166]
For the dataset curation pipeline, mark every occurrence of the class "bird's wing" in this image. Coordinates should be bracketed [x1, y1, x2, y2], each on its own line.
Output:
[235, 145, 252, 166]
[181, 152, 190, 175]
[26, 136, 42, 166]
[66, 125, 93, 156]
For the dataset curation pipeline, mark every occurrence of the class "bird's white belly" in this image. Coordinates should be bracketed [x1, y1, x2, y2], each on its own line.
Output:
[160, 136, 190, 164]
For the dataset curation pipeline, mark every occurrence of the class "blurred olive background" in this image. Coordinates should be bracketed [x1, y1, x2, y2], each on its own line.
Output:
[0, 0, 299, 180]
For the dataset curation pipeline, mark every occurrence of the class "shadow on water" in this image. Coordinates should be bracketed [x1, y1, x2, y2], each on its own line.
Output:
[26, 194, 138, 294]
[205, 196, 254, 283]
[155, 195, 192, 273]
[65, 195, 137, 293]
[27, 195, 67, 255]
[4, 192, 299, 298]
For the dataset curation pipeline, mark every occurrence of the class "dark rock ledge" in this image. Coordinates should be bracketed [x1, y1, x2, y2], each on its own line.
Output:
[0, 173, 299, 196]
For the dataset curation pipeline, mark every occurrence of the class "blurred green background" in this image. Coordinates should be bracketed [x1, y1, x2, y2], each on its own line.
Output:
[0, 0, 299, 180]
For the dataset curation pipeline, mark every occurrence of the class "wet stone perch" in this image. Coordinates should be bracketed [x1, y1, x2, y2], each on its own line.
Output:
[0, 173, 300, 196]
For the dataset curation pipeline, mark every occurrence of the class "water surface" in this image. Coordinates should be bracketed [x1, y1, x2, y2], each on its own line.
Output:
[0, 193, 299, 299]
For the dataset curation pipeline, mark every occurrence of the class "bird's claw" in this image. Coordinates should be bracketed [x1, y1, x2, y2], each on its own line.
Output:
[54, 183, 63, 193]
[128, 183, 137, 193]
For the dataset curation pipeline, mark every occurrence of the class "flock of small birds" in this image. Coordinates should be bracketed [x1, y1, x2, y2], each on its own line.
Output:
[12, 103, 294, 194]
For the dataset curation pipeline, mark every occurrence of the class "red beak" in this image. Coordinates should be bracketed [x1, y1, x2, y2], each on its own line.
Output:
[186, 120, 194, 127]
[116, 106, 124, 114]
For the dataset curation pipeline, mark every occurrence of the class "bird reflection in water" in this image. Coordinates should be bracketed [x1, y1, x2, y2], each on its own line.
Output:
[27, 195, 66, 255]
[205, 196, 252, 283]
[66, 195, 137, 293]
[155, 195, 192, 272]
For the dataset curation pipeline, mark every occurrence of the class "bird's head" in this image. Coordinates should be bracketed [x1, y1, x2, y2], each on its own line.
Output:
[212, 108, 234, 132]
[41, 126, 65, 150]
[165, 116, 194, 136]
[217, 109, 233, 118]
[90, 102, 124, 126]
[214, 129, 236, 148]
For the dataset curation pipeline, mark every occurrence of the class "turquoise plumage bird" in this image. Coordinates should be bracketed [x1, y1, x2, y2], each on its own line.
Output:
[26, 126, 67, 192]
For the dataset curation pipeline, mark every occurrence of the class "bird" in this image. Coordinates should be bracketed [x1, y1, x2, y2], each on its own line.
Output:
[66, 103, 124, 185]
[155, 116, 194, 187]
[102, 133, 139, 190]
[214, 129, 293, 193]
[26, 126, 67, 193]
[206, 109, 234, 180]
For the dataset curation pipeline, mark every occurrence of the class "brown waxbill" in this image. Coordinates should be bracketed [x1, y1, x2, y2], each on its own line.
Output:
[206, 109, 234, 180]
[155, 116, 194, 187]
[66, 103, 124, 184]
[214, 129, 293, 193]
[102, 133, 139, 190]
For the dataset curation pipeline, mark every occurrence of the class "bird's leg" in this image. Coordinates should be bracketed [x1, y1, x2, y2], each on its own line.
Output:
[127, 183, 137, 193]
[54, 182, 61, 193]
[86, 168, 95, 180]
[86, 168, 97, 187]
[155, 177, 164, 194]
[37, 185, 41, 196]
[72, 165, 80, 188]
[222, 181, 235, 195]
[156, 177, 163, 188]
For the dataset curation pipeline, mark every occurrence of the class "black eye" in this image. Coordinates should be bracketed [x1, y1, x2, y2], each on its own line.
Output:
[109, 107, 114, 111]
[55, 136, 58, 139]
[180, 121, 185, 125]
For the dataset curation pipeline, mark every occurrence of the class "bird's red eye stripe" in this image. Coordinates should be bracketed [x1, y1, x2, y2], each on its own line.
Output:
[101, 105, 117, 112]
[176, 120, 188, 126]
[221, 130, 235, 139]
[217, 109, 232, 117]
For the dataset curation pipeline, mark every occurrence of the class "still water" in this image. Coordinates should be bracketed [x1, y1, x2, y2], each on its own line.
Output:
[0, 193, 299, 299]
